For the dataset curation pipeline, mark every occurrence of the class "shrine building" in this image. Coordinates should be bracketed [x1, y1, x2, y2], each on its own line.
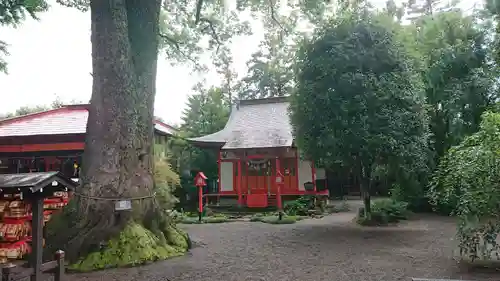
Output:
[189, 96, 329, 208]
[0, 104, 177, 178]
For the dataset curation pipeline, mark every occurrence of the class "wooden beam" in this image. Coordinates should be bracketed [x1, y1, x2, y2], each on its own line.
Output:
[0, 142, 85, 153]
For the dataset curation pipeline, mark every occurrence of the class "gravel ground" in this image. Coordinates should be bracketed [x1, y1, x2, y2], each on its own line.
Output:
[59, 210, 498, 281]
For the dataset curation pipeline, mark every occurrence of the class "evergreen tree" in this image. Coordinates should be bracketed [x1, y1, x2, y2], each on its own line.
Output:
[240, 6, 301, 99]
[181, 85, 229, 179]
[291, 12, 429, 217]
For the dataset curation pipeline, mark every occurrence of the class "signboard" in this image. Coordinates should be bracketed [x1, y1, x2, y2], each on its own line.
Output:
[196, 177, 205, 186]
[194, 172, 207, 187]
[194, 171, 207, 220]
[115, 200, 132, 211]
[275, 171, 284, 185]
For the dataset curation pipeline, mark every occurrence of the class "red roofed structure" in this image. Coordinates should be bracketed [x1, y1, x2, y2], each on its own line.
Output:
[188, 97, 331, 208]
[0, 104, 177, 178]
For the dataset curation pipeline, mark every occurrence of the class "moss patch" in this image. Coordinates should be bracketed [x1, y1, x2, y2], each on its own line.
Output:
[179, 216, 231, 224]
[179, 213, 232, 224]
[68, 222, 189, 272]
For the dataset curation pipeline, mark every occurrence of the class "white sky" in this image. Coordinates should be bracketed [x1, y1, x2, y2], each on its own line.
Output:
[0, 0, 480, 125]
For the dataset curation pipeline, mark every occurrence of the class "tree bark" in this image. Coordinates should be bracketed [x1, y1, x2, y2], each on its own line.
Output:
[361, 163, 372, 217]
[65, 0, 161, 262]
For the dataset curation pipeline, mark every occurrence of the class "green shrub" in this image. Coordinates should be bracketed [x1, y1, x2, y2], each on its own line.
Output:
[356, 198, 410, 226]
[390, 183, 434, 213]
[284, 196, 313, 216]
[372, 198, 410, 222]
[356, 209, 389, 226]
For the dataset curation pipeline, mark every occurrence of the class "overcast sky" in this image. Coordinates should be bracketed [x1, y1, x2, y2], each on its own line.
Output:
[0, 0, 480, 125]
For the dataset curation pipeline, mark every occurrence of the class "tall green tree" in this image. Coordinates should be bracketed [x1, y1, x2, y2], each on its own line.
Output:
[239, 0, 338, 100]
[406, 0, 457, 19]
[0, 0, 48, 73]
[486, 0, 500, 64]
[182, 84, 229, 142]
[179, 85, 229, 204]
[240, 6, 301, 99]
[213, 46, 240, 107]
[384, 0, 405, 22]
[403, 10, 497, 161]
[290, 12, 429, 216]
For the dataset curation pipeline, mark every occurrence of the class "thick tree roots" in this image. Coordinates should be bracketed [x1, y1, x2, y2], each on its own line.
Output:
[67, 222, 190, 272]
[44, 201, 191, 272]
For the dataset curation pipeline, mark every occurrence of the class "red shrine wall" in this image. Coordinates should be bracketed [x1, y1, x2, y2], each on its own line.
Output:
[218, 147, 325, 196]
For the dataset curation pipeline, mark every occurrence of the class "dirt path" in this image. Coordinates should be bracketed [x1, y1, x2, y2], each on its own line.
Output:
[61, 210, 498, 281]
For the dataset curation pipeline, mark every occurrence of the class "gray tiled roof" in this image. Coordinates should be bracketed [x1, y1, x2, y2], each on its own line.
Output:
[0, 171, 77, 193]
[189, 97, 293, 149]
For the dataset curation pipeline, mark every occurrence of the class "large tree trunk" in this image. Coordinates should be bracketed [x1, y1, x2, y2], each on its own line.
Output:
[66, 0, 161, 261]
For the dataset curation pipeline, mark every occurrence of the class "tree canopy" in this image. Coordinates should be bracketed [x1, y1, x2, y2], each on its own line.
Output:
[290, 12, 429, 215]
[180, 85, 229, 178]
[0, 0, 48, 73]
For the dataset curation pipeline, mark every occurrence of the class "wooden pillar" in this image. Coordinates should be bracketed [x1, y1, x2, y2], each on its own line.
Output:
[237, 159, 242, 207]
[30, 194, 44, 281]
[2, 263, 15, 281]
[217, 151, 221, 204]
[276, 157, 282, 210]
[54, 250, 65, 281]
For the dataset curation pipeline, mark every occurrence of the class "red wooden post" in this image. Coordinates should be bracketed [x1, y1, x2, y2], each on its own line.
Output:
[198, 187, 203, 220]
[237, 160, 242, 207]
[275, 157, 284, 217]
[194, 172, 207, 222]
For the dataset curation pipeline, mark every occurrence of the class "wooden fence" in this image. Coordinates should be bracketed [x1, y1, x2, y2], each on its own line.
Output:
[1, 250, 64, 281]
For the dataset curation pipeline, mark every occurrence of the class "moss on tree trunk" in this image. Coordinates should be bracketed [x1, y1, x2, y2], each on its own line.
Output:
[44, 0, 189, 269]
